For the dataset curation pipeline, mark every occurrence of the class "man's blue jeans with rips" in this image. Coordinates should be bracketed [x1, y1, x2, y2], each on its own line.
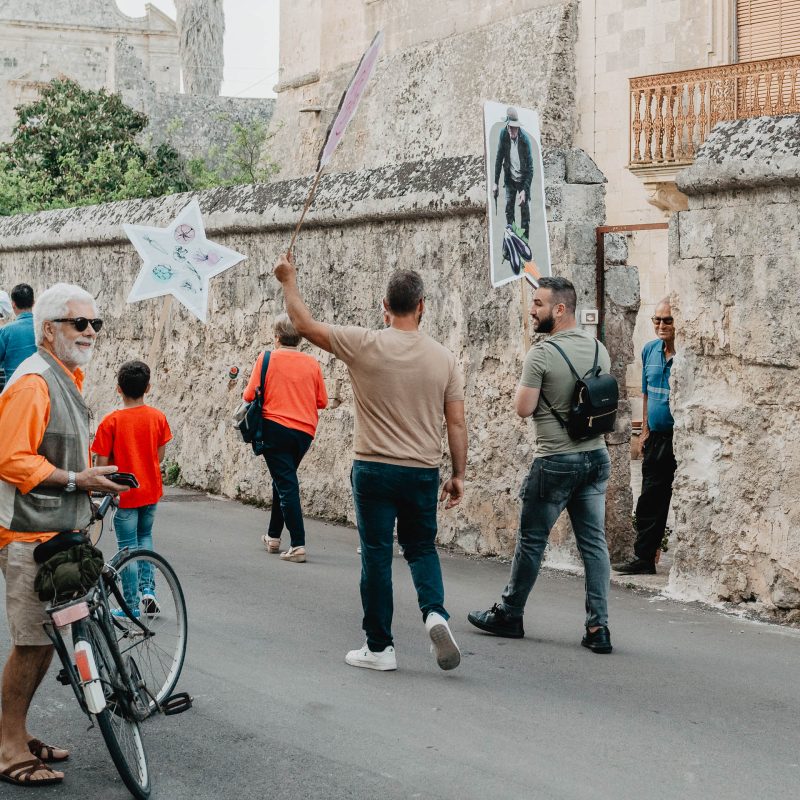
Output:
[351, 460, 448, 653]
[501, 448, 612, 628]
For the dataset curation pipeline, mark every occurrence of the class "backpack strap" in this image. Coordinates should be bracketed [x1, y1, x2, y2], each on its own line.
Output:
[258, 351, 271, 400]
[537, 339, 594, 429]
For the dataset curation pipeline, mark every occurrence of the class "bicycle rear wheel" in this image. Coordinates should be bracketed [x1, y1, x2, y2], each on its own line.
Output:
[109, 549, 188, 712]
[74, 618, 151, 799]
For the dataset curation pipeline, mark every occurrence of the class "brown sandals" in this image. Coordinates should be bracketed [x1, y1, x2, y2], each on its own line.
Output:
[0, 757, 63, 786]
[28, 738, 69, 763]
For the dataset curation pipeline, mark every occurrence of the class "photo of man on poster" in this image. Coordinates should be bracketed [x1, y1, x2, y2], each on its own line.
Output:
[484, 101, 550, 289]
[493, 107, 533, 241]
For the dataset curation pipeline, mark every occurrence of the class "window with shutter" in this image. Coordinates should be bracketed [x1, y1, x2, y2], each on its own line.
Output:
[737, 0, 800, 61]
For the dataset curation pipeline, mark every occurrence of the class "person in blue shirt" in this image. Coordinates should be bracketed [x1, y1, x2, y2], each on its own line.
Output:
[0, 284, 37, 390]
[614, 298, 677, 575]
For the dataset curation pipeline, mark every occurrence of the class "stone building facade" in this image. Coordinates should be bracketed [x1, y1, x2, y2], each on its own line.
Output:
[0, 3, 275, 175]
[269, 0, 794, 408]
[0, 0, 179, 139]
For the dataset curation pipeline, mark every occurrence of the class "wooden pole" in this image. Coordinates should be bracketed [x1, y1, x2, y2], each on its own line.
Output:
[147, 295, 173, 367]
[286, 169, 324, 256]
[520, 278, 530, 352]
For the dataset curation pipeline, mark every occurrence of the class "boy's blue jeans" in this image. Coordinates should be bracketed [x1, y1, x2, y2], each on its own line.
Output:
[113, 504, 157, 608]
[351, 460, 449, 653]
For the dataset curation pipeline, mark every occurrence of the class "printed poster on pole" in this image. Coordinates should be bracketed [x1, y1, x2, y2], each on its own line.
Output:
[483, 100, 551, 289]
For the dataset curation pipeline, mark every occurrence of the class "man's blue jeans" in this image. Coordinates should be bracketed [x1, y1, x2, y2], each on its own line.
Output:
[351, 460, 449, 653]
[113, 504, 157, 608]
[501, 449, 612, 627]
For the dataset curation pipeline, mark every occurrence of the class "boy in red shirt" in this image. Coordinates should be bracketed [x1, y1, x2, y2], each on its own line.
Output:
[92, 360, 172, 616]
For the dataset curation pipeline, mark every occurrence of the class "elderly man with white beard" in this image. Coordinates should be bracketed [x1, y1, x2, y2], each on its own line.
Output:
[0, 283, 127, 788]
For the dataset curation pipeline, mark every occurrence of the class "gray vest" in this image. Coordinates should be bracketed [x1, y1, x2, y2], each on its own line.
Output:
[0, 348, 92, 532]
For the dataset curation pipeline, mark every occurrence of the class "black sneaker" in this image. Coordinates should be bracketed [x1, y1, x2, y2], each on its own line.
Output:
[581, 626, 612, 654]
[612, 558, 656, 575]
[467, 604, 524, 638]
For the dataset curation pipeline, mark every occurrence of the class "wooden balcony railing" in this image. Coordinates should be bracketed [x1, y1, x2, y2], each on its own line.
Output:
[629, 55, 800, 167]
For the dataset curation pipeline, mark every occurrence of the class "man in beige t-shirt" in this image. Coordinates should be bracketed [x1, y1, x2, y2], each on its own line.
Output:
[274, 254, 467, 673]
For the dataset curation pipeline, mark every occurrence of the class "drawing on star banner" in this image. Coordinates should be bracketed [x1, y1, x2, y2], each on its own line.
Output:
[124, 199, 245, 324]
[484, 100, 551, 289]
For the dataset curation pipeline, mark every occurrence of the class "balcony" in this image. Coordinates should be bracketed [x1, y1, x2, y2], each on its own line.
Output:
[628, 55, 800, 212]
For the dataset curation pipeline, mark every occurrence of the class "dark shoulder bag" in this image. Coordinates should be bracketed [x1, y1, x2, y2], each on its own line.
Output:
[238, 351, 271, 454]
[539, 339, 619, 440]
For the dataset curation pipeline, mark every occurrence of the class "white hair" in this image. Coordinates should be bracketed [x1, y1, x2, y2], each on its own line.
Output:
[34, 283, 97, 345]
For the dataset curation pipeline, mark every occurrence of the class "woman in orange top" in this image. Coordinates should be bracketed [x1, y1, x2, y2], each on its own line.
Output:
[243, 314, 327, 563]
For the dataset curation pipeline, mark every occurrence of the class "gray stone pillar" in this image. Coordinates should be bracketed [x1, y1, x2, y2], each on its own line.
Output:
[602, 233, 640, 562]
[671, 115, 800, 619]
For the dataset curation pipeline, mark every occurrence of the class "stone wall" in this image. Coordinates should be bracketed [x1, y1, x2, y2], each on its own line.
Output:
[0, 149, 635, 565]
[670, 115, 800, 618]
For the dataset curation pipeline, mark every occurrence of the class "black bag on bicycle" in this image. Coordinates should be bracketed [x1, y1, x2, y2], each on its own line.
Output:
[539, 339, 619, 440]
[237, 351, 271, 455]
[33, 533, 104, 602]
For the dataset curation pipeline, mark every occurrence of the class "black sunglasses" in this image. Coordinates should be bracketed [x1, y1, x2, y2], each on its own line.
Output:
[52, 317, 104, 333]
[651, 316, 673, 325]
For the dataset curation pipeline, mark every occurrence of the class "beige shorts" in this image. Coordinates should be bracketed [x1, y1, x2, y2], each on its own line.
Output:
[0, 541, 51, 646]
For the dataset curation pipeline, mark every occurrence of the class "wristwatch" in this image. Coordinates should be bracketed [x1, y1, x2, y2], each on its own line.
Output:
[65, 470, 77, 493]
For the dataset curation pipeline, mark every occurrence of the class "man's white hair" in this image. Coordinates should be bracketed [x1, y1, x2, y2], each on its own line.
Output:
[34, 283, 97, 345]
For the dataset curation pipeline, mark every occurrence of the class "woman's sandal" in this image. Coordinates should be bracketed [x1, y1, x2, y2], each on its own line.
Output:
[261, 535, 281, 554]
[0, 757, 63, 786]
[28, 738, 69, 763]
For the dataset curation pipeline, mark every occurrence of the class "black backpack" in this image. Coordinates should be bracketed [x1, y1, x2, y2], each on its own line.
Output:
[539, 339, 619, 440]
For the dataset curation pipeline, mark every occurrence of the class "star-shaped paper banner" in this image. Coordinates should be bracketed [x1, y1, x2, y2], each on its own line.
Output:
[124, 199, 246, 323]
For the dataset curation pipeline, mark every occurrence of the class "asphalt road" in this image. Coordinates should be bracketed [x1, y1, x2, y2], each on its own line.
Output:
[3, 490, 799, 800]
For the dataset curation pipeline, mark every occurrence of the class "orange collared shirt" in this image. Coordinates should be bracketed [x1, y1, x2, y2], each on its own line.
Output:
[0, 355, 85, 548]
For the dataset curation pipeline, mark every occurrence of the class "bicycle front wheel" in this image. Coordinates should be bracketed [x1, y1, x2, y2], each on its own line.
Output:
[109, 549, 188, 711]
[74, 618, 151, 799]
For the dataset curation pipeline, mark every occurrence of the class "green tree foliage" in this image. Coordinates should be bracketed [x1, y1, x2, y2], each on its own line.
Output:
[183, 116, 280, 189]
[0, 79, 192, 215]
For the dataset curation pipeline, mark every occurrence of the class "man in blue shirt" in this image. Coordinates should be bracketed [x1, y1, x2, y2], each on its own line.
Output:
[614, 298, 677, 575]
[0, 284, 36, 390]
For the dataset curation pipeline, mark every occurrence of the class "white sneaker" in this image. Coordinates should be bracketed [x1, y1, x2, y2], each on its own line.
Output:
[426, 612, 461, 671]
[345, 643, 397, 671]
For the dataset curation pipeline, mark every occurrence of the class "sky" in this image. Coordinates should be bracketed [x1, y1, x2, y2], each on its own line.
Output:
[114, 0, 280, 98]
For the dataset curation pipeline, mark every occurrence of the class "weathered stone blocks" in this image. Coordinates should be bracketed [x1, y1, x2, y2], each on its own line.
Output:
[669, 115, 800, 616]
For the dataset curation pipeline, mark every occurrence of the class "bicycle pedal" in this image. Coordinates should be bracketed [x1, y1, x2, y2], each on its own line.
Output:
[162, 692, 193, 715]
[56, 667, 71, 686]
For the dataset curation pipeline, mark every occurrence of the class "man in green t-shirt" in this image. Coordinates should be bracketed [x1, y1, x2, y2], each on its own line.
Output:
[468, 276, 614, 654]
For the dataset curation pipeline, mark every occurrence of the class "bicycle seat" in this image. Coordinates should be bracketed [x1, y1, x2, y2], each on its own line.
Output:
[33, 531, 89, 564]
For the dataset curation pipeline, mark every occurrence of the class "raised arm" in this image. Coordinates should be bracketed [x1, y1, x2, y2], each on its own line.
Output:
[274, 254, 333, 354]
[440, 399, 467, 509]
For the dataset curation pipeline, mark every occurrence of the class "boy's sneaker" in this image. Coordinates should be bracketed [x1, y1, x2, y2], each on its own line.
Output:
[425, 612, 461, 670]
[345, 644, 397, 671]
[141, 594, 161, 616]
[112, 607, 141, 620]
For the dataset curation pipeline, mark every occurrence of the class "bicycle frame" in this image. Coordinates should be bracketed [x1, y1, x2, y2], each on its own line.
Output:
[44, 548, 156, 724]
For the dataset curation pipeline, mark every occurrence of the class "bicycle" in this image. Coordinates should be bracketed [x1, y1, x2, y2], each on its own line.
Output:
[42, 493, 191, 799]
